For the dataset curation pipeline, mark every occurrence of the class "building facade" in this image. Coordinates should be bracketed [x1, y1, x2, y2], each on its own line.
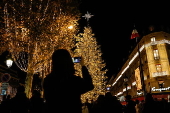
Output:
[107, 31, 170, 104]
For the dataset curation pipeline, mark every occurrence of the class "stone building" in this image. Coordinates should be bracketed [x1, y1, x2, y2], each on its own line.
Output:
[107, 29, 170, 104]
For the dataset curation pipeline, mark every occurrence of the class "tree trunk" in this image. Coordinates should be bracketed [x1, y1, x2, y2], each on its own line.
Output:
[25, 70, 34, 98]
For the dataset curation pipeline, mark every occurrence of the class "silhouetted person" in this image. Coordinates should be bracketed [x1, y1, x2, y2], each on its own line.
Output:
[103, 92, 123, 113]
[92, 95, 105, 113]
[135, 99, 140, 113]
[1, 95, 11, 113]
[43, 49, 94, 113]
[142, 93, 158, 113]
[138, 100, 144, 113]
[9, 85, 31, 113]
[124, 95, 136, 113]
[159, 98, 169, 113]
[82, 98, 93, 113]
[30, 90, 45, 113]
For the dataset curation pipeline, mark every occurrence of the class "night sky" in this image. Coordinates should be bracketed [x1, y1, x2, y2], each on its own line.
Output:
[79, 1, 170, 80]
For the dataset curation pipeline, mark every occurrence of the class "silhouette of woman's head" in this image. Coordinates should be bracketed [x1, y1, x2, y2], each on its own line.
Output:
[51, 49, 75, 76]
[105, 92, 113, 99]
[145, 93, 154, 102]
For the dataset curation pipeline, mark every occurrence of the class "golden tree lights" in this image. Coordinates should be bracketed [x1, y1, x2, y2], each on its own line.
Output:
[74, 26, 108, 102]
[0, 0, 80, 98]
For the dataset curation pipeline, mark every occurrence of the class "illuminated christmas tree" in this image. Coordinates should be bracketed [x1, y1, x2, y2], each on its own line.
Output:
[74, 25, 108, 102]
[0, 0, 80, 98]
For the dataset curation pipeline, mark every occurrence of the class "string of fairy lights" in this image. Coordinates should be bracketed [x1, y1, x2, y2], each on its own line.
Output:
[74, 26, 108, 102]
[0, 0, 80, 98]
[0, 0, 107, 101]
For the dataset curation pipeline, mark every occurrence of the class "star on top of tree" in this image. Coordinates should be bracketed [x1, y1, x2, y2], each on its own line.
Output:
[82, 11, 94, 21]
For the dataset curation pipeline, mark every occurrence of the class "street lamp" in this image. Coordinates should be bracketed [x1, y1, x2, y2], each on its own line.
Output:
[6, 54, 13, 68]
[124, 75, 128, 95]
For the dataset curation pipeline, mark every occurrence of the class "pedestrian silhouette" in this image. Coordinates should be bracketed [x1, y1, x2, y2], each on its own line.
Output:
[124, 95, 136, 113]
[1, 95, 11, 113]
[30, 90, 45, 113]
[135, 99, 140, 113]
[9, 85, 31, 113]
[43, 49, 94, 113]
[159, 98, 169, 113]
[91, 95, 105, 113]
[138, 100, 144, 113]
[82, 98, 93, 113]
[103, 92, 123, 113]
[142, 93, 158, 113]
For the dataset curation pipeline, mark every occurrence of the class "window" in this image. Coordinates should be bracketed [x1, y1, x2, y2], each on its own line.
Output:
[153, 49, 159, 60]
[158, 80, 164, 88]
[151, 37, 156, 42]
[156, 64, 162, 72]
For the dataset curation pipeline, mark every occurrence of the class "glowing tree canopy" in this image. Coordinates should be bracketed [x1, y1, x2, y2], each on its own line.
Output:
[0, 0, 80, 98]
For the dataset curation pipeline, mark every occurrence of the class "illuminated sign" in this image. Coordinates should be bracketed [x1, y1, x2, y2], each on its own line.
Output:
[151, 87, 170, 92]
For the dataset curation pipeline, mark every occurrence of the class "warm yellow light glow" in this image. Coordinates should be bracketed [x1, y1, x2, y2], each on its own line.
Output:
[74, 26, 107, 102]
[1, 0, 107, 100]
[6, 58, 13, 68]
[0, 0, 80, 98]
[68, 25, 73, 29]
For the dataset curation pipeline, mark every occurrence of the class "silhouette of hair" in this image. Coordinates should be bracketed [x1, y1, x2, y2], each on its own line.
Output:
[145, 93, 154, 102]
[125, 95, 132, 100]
[105, 92, 112, 97]
[51, 49, 75, 77]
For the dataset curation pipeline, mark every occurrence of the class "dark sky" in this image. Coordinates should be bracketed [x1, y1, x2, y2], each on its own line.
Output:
[79, 1, 170, 80]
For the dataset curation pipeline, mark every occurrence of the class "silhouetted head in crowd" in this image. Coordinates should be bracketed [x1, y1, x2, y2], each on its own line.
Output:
[112, 96, 118, 100]
[105, 92, 112, 98]
[125, 95, 132, 101]
[145, 93, 154, 102]
[135, 99, 139, 104]
[51, 49, 75, 77]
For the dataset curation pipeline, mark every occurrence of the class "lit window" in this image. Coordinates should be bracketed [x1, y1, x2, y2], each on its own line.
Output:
[156, 64, 162, 72]
[151, 37, 156, 42]
[158, 80, 164, 88]
[153, 49, 159, 60]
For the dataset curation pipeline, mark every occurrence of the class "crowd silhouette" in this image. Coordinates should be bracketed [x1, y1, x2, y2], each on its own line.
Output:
[0, 91, 170, 113]
[29, 90, 45, 113]
[0, 49, 170, 113]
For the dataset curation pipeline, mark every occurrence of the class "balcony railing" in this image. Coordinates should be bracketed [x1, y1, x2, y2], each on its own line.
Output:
[152, 71, 167, 77]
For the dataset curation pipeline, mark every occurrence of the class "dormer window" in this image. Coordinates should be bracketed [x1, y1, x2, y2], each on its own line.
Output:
[151, 37, 156, 42]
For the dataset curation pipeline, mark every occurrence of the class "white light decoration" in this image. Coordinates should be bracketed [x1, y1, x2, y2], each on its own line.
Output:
[6, 58, 13, 68]
[68, 25, 73, 29]
[82, 11, 94, 21]
[132, 81, 136, 86]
